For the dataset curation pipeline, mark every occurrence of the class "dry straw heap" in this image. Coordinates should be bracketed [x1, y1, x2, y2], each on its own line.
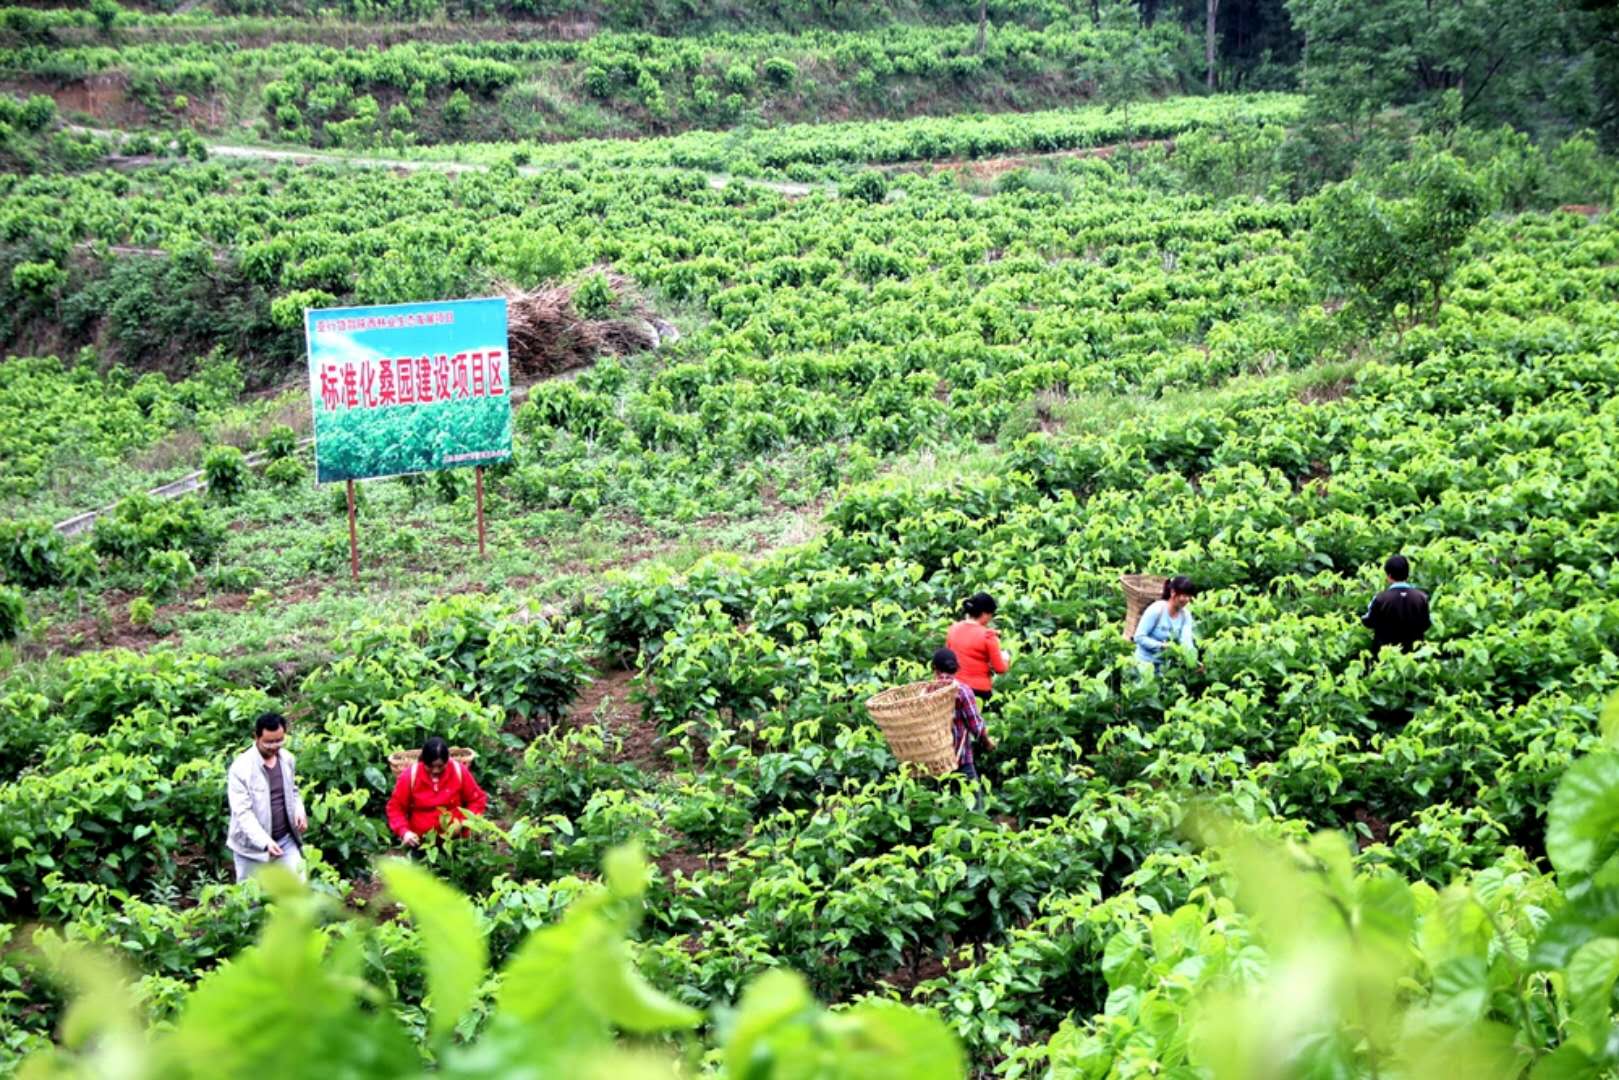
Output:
[499, 268, 677, 382]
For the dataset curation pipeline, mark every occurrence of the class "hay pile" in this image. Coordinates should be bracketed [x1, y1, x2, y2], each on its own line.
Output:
[500, 268, 673, 383]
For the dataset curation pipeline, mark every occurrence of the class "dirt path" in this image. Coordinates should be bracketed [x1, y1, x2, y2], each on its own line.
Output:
[564, 667, 668, 771]
[75, 126, 823, 198]
[890, 137, 1177, 181]
[79, 126, 1171, 198]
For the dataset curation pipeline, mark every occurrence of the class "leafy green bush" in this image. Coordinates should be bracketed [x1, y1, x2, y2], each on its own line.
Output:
[258, 424, 297, 460]
[58, 543, 99, 588]
[763, 56, 797, 87]
[202, 445, 248, 502]
[443, 88, 472, 127]
[92, 493, 224, 570]
[583, 65, 613, 98]
[10, 260, 66, 297]
[141, 548, 196, 602]
[840, 170, 888, 205]
[433, 468, 463, 504]
[0, 585, 24, 641]
[0, 518, 66, 589]
[573, 271, 615, 318]
[128, 595, 156, 627]
[0, 752, 217, 905]
[17, 94, 54, 134]
[724, 61, 757, 94]
[263, 455, 305, 488]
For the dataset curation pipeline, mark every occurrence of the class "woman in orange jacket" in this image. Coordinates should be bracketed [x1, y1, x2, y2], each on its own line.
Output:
[386, 737, 489, 847]
[945, 592, 1010, 702]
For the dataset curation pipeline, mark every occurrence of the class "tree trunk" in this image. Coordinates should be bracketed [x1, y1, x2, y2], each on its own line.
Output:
[976, 0, 987, 54]
[1205, 0, 1219, 90]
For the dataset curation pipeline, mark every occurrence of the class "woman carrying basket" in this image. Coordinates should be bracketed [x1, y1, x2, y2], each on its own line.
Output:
[945, 593, 1010, 704]
[387, 736, 489, 848]
[1133, 576, 1198, 675]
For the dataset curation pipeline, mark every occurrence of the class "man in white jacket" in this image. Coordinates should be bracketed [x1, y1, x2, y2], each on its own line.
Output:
[226, 712, 309, 883]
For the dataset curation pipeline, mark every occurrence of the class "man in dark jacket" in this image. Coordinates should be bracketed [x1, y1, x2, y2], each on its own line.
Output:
[1362, 554, 1431, 652]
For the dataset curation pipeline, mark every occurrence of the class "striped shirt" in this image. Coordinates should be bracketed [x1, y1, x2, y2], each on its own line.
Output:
[935, 675, 987, 769]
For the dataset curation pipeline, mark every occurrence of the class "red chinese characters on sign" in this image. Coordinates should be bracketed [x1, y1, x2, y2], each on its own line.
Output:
[378, 358, 396, 406]
[320, 364, 341, 412]
[452, 353, 471, 400]
[434, 354, 451, 402]
[415, 357, 433, 403]
[315, 350, 508, 413]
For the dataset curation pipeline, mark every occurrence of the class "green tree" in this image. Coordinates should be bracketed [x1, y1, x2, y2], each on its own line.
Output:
[90, 0, 121, 34]
[1286, 0, 1574, 130]
[1308, 149, 1488, 331]
[442, 89, 472, 128]
[1575, 0, 1619, 148]
[1094, 0, 1184, 176]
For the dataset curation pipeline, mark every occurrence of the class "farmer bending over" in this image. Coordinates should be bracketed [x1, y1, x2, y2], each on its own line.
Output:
[1362, 554, 1431, 652]
[226, 711, 308, 883]
[933, 647, 994, 783]
[388, 736, 489, 848]
[1134, 576, 1198, 675]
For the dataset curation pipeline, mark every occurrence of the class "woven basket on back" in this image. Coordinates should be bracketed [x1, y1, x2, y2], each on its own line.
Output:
[1120, 574, 1167, 640]
[388, 747, 477, 779]
[866, 679, 960, 777]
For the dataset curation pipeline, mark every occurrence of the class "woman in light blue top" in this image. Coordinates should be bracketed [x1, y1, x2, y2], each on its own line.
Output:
[1134, 576, 1198, 673]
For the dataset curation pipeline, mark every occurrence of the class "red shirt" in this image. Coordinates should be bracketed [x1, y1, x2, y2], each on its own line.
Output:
[386, 760, 489, 838]
[945, 620, 1008, 693]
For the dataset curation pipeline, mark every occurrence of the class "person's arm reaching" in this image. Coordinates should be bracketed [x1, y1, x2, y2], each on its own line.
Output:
[461, 766, 489, 818]
[1361, 593, 1380, 629]
[286, 754, 308, 834]
[385, 770, 412, 838]
[985, 629, 1009, 675]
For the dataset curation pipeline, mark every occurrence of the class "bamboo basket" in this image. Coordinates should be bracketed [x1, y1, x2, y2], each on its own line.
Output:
[866, 680, 959, 777]
[388, 747, 477, 779]
[1120, 574, 1167, 641]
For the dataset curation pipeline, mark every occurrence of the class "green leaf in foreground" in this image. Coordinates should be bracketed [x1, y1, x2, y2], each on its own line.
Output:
[1546, 753, 1619, 881]
[381, 858, 489, 1044]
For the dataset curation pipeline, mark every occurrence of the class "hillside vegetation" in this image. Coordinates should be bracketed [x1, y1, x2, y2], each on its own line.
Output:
[1, 1, 1618, 1078]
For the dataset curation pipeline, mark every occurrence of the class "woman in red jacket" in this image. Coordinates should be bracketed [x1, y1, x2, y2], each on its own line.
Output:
[387, 737, 489, 847]
[945, 592, 1011, 702]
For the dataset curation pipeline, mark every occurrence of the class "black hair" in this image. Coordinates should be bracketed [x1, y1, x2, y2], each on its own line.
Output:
[963, 593, 997, 618]
[933, 647, 960, 675]
[420, 736, 451, 765]
[254, 711, 287, 736]
[1385, 554, 1410, 582]
[1161, 576, 1197, 600]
